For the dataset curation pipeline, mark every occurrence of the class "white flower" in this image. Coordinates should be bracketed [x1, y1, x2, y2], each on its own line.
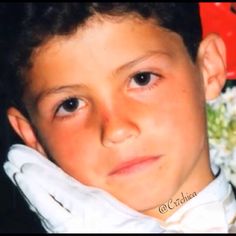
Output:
[207, 87, 236, 187]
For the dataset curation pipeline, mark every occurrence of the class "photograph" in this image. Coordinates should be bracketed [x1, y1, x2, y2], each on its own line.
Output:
[0, 2, 236, 233]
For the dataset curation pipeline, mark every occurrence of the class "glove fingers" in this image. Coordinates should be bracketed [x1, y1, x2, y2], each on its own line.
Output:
[21, 163, 88, 213]
[14, 172, 73, 230]
[22, 163, 87, 193]
[8, 144, 59, 171]
[8, 144, 84, 187]
[20, 160, 112, 194]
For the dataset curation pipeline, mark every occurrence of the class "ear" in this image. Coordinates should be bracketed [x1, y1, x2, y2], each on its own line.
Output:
[7, 107, 47, 156]
[197, 33, 227, 101]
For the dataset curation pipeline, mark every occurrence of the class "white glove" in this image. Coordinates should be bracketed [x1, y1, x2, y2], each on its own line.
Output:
[3, 144, 163, 233]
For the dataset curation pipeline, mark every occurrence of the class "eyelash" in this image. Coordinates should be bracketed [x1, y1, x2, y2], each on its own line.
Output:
[128, 71, 161, 92]
[54, 96, 85, 118]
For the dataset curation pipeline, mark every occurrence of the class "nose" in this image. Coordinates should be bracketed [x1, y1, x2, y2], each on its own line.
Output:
[101, 113, 140, 148]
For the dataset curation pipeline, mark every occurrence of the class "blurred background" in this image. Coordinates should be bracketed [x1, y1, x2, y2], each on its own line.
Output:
[0, 2, 235, 233]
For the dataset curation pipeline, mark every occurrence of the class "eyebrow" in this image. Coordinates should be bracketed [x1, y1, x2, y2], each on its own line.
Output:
[33, 84, 86, 107]
[115, 50, 171, 74]
[33, 50, 170, 106]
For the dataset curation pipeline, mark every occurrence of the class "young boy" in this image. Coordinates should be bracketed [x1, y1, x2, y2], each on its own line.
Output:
[1, 2, 236, 233]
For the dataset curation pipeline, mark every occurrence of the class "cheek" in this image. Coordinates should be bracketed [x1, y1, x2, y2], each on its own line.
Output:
[138, 83, 206, 197]
[143, 76, 206, 158]
[37, 124, 105, 184]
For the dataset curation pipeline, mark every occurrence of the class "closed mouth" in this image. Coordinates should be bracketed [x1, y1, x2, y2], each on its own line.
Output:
[109, 155, 161, 176]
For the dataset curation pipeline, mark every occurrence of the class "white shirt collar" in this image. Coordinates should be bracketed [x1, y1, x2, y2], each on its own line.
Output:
[159, 164, 236, 232]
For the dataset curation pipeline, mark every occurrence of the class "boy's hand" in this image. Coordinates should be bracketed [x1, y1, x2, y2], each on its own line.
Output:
[3, 144, 163, 233]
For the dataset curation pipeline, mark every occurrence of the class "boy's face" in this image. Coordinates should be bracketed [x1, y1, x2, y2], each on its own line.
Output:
[14, 16, 214, 215]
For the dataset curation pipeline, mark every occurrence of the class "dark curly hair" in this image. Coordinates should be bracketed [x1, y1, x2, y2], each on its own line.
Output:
[0, 3, 202, 114]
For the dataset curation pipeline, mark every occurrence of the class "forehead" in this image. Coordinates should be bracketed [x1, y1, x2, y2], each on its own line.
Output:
[28, 16, 187, 89]
[32, 16, 184, 60]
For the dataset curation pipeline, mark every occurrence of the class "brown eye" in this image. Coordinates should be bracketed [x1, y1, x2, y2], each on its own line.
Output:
[56, 97, 85, 117]
[129, 71, 160, 91]
[61, 98, 79, 112]
[133, 72, 152, 86]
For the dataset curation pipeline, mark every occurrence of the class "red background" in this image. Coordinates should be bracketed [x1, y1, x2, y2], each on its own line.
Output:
[200, 2, 236, 80]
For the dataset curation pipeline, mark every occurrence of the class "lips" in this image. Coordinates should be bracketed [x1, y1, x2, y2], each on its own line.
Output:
[108, 155, 161, 176]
